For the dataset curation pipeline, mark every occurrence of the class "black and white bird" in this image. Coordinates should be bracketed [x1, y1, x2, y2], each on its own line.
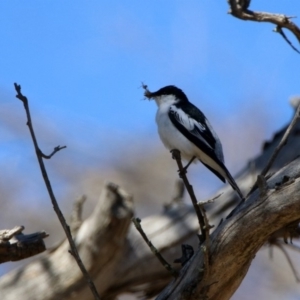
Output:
[145, 85, 244, 200]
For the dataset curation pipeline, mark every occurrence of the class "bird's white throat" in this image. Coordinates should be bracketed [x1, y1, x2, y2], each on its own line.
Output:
[154, 94, 178, 108]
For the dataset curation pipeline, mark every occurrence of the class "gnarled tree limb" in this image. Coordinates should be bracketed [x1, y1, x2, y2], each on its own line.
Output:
[228, 0, 300, 51]
[157, 157, 300, 300]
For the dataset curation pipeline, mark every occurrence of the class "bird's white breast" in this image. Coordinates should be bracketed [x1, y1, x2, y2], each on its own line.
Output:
[155, 102, 197, 161]
[151, 91, 227, 180]
[156, 107, 226, 176]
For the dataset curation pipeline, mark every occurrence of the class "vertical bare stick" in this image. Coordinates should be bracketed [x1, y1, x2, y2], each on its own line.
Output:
[132, 218, 178, 277]
[171, 149, 206, 241]
[14, 83, 101, 300]
[261, 103, 300, 176]
[199, 203, 212, 288]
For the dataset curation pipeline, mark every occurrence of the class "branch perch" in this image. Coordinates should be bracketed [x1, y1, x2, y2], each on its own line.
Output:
[171, 149, 206, 241]
[157, 156, 300, 300]
[132, 218, 178, 277]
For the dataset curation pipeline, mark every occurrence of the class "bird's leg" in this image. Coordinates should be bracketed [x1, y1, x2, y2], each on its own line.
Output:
[178, 156, 196, 177]
[171, 150, 196, 176]
[182, 156, 196, 173]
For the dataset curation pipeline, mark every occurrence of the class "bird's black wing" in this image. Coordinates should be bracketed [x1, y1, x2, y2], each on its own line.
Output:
[168, 104, 222, 164]
[169, 103, 244, 200]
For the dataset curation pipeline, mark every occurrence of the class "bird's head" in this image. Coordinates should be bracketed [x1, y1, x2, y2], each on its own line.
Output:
[143, 84, 188, 106]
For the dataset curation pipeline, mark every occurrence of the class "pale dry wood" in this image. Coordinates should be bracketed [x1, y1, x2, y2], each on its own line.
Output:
[0, 183, 199, 300]
[0, 183, 134, 300]
[103, 205, 199, 299]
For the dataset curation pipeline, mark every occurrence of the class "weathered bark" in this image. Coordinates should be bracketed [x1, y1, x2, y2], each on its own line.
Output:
[0, 226, 47, 264]
[157, 157, 300, 300]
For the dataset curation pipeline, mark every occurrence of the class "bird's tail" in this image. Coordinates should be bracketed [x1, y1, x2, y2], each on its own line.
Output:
[202, 159, 244, 200]
[224, 168, 244, 201]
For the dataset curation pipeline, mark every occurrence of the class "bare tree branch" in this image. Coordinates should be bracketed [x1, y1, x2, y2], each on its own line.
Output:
[228, 0, 300, 51]
[39, 145, 67, 159]
[261, 102, 300, 177]
[171, 149, 206, 241]
[157, 157, 300, 300]
[132, 217, 178, 277]
[268, 239, 300, 282]
[0, 226, 48, 264]
[14, 83, 101, 300]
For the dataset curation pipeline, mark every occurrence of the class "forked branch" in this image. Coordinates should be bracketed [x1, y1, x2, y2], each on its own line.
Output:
[14, 83, 100, 300]
[228, 0, 300, 52]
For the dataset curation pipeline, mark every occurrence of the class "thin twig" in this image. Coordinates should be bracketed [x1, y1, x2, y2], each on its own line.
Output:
[40, 145, 67, 159]
[274, 26, 300, 54]
[171, 149, 206, 241]
[164, 180, 185, 210]
[228, 0, 300, 52]
[272, 241, 300, 282]
[261, 102, 300, 176]
[197, 194, 221, 283]
[132, 217, 178, 277]
[282, 242, 300, 253]
[199, 204, 211, 280]
[197, 193, 223, 206]
[14, 83, 101, 300]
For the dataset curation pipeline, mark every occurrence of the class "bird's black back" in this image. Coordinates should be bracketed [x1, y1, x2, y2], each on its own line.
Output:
[174, 100, 217, 151]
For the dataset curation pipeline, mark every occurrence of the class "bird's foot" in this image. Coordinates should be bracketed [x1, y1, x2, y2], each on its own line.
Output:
[178, 168, 187, 177]
[171, 149, 181, 160]
[170, 149, 186, 177]
[178, 163, 191, 177]
[171, 150, 195, 177]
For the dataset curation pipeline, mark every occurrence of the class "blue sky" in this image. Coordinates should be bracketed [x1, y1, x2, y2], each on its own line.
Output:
[1, 1, 299, 130]
[1, 1, 300, 290]
[1, 1, 300, 205]
[1, 0, 300, 217]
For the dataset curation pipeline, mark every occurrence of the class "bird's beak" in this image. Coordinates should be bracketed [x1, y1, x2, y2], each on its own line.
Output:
[142, 83, 154, 100]
[144, 90, 153, 99]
